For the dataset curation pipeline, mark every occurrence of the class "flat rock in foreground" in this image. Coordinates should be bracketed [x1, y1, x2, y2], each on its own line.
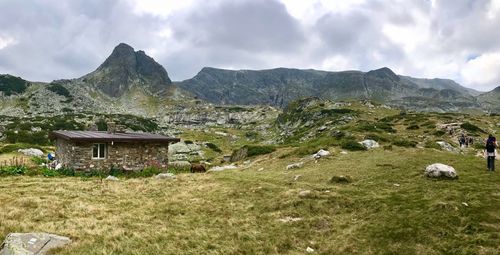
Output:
[0, 233, 71, 255]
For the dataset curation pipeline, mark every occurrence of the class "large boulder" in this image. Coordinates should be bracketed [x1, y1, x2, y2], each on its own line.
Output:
[425, 163, 458, 179]
[168, 142, 191, 154]
[360, 139, 379, 149]
[0, 232, 71, 254]
[17, 148, 44, 157]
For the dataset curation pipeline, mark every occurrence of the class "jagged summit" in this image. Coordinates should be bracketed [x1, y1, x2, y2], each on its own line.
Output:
[81, 43, 172, 97]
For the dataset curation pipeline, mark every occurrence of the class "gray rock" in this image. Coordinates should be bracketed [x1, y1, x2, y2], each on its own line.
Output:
[17, 148, 44, 157]
[155, 173, 176, 179]
[298, 190, 312, 198]
[169, 161, 191, 171]
[168, 142, 191, 154]
[425, 163, 458, 179]
[286, 162, 304, 170]
[0, 232, 71, 255]
[436, 141, 458, 152]
[105, 175, 119, 181]
[313, 149, 330, 159]
[360, 139, 379, 149]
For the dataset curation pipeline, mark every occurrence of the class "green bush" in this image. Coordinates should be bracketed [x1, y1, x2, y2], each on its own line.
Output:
[433, 130, 446, 136]
[0, 165, 28, 176]
[245, 145, 276, 157]
[0, 75, 29, 95]
[47, 83, 71, 97]
[41, 167, 59, 177]
[364, 134, 389, 142]
[392, 139, 418, 148]
[424, 141, 441, 149]
[341, 140, 366, 151]
[406, 125, 420, 130]
[460, 122, 484, 133]
[206, 142, 222, 153]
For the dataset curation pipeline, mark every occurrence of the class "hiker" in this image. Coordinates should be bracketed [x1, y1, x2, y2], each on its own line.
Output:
[459, 134, 466, 148]
[465, 135, 469, 147]
[485, 134, 497, 171]
[469, 137, 474, 146]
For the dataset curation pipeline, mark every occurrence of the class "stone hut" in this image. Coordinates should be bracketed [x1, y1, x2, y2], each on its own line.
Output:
[49, 129, 180, 171]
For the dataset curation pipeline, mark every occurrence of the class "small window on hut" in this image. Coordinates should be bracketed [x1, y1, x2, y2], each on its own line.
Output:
[92, 143, 106, 159]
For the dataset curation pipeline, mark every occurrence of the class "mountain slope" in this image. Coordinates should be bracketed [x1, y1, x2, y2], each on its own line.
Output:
[178, 67, 481, 111]
[477, 86, 500, 113]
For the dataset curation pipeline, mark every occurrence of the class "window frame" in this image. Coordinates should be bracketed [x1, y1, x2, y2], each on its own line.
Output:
[92, 143, 106, 160]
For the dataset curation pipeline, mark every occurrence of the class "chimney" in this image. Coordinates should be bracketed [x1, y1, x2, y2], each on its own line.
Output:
[107, 122, 116, 134]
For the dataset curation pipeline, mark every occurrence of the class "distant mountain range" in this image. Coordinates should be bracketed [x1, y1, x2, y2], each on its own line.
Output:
[1, 43, 499, 115]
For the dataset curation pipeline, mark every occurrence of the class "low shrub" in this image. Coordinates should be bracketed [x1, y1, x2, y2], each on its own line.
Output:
[460, 122, 484, 133]
[206, 142, 222, 153]
[424, 141, 441, 150]
[245, 145, 276, 157]
[41, 167, 59, 177]
[0, 165, 28, 176]
[392, 139, 418, 148]
[407, 125, 420, 130]
[47, 83, 71, 97]
[433, 130, 446, 136]
[341, 140, 366, 151]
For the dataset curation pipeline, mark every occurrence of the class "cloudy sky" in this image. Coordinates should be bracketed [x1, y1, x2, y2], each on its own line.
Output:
[0, 0, 499, 91]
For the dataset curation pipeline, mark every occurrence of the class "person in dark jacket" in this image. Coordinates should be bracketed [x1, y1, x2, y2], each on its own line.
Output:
[485, 134, 497, 171]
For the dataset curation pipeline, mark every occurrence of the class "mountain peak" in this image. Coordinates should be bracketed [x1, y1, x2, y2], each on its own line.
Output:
[492, 86, 500, 93]
[82, 43, 172, 97]
[366, 67, 399, 81]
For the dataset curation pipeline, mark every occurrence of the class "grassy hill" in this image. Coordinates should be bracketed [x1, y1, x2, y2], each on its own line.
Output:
[0, 148, 498, 254]
[0, 97, 499, 254]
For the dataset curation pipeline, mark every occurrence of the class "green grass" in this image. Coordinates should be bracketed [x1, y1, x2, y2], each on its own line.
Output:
[0, 149, 498, 254]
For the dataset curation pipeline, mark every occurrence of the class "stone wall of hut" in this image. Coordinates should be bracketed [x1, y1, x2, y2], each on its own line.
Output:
[55, 139, 170, 171]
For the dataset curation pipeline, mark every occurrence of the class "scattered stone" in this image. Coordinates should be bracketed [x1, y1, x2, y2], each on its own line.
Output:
[155, 173, 176, 180]
[278, 217, 303, 223]
[214, 131, 228, 137]
[54, 163, 62, 170]
[17, 148, 44, 157]
[318, 126, 327, 132]
[298, 190, 312, 198]
[340, 151, 348, 155]
[286, 162, 304, 170]
[436, 141, 458, 152]
[293, 175, 302, 181]
[105, 175, 119, 181]
[329, 175, 352, 184]
[360, 139, 379, 149]
[393, 183, 400, 187]
[209, 164, 238, 172]
[425, 163, 458, 179]
[306, 247, 315, 253]
[0, 232, 71, 255]
[312, 149, 330, 159]
[257, 167, 264, 171]
[462, 202, 469, 207]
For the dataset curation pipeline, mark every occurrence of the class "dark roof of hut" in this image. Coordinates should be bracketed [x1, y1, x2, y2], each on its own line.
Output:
[49, 131, 180, 143]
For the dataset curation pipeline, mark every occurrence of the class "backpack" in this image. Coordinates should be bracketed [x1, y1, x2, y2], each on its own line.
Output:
[486, 139, 496, 153]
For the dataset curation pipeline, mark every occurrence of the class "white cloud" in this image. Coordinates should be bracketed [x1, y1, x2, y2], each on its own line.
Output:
[0, 35, 16, 50]
[0, 0, 500, 91]
[462, 53, 500, 90]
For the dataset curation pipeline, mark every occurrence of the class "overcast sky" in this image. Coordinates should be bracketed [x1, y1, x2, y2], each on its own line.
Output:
[0, 0, 499, 91]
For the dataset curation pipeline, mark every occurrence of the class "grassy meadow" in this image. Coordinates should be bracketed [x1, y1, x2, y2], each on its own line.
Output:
[0, 148, 499, 254]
